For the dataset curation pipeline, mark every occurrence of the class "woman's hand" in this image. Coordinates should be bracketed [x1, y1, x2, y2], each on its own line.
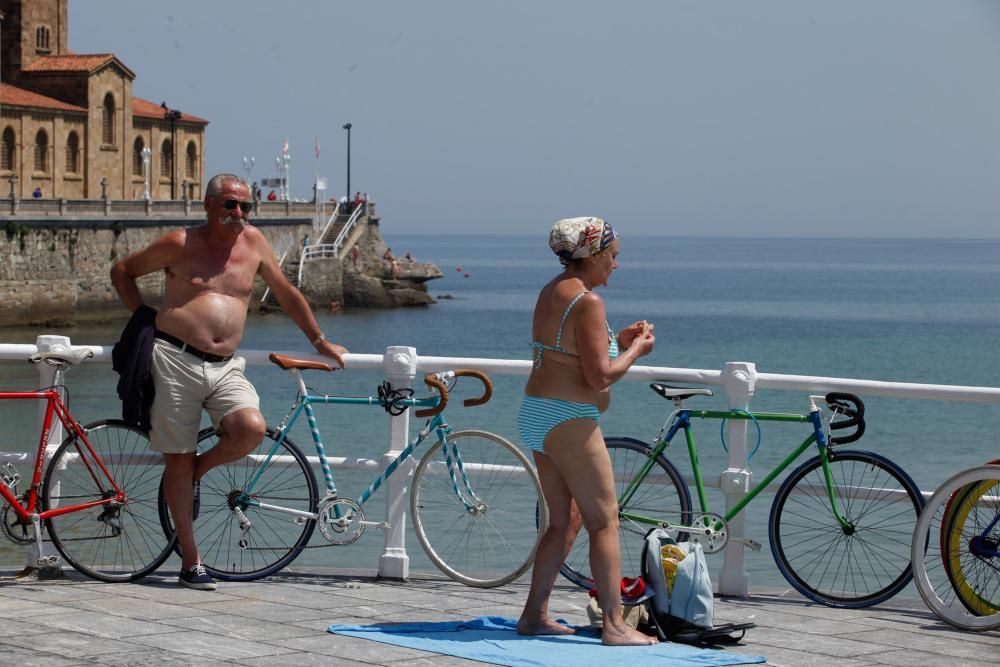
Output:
[618, 320, 655, 350]
[631, 322, 656, 358]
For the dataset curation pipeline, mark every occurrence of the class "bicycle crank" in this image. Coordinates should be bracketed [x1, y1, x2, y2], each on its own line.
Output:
[1, 501, 33, 545]
[317, 498, 367, 545]
[686, 512, 729, 554]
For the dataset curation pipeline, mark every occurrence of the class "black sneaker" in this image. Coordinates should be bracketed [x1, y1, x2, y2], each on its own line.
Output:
[179, 564, 217, 591]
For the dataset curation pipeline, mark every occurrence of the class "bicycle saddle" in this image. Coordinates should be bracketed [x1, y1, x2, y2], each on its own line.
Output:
[268, 352, 334, 372]
[650, 383, 713, 401]
[29, 348, 95, 365]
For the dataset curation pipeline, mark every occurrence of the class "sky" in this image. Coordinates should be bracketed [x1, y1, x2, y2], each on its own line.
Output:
[71, 1, 1000, 237]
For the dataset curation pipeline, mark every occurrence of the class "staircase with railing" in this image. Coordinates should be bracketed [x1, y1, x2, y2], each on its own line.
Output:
[259, 202, 369, 308]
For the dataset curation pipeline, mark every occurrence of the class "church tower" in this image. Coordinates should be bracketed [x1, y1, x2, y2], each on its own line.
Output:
[1, 0, 69, 86]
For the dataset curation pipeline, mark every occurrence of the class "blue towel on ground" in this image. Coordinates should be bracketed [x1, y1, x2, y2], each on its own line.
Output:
[327, 616, 765, 666]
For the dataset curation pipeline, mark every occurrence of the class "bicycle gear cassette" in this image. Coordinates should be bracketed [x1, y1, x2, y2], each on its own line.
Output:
[687, 512, 729, 554]
[1, 502, 34, 545]
[317, 498, 366, 545]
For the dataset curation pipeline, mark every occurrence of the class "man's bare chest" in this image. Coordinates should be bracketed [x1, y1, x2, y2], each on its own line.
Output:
[167, 250, 259, 298]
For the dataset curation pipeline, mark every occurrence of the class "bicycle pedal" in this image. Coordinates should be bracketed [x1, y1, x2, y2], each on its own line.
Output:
[732, 538, 762, 552]
[36, 555, 61, 568]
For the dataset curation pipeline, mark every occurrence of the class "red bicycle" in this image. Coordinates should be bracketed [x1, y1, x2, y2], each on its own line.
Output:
[1, 348, 173, 581]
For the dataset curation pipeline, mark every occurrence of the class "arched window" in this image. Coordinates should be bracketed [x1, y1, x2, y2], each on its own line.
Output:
[102, 93, 115, 145]
[65, 131, 80, 173]
[160, 139, 173, 177]
[186, 141, 197, 179]
[1, 128, 14, 171]
[132, 137, 145, 176]
[36, 26, 51, 52]
[34, 129, 49, 173]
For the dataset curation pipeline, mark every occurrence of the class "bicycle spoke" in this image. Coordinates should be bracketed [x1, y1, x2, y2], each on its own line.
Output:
[770, 450, 923, 607]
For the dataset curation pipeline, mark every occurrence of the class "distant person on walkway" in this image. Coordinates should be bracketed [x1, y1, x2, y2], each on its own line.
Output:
[354, 191, 364, 210]
[351, 245, 361, 267]
[32, 186, 43, 198]
[267, 190, 277, 201]
[110, 173, 347, 591]
[517, 217, 656, 646]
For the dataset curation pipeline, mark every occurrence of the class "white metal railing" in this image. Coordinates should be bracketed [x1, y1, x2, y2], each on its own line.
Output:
[315, 202, 341, 244]
[259, 247, 291, 303]
[4, 336, 1000, 591]
[295, 205, 364, 286]
[330, 203, 365, 256]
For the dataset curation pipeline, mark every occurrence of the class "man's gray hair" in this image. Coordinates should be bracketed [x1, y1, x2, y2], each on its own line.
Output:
[205, 173, 248, 197]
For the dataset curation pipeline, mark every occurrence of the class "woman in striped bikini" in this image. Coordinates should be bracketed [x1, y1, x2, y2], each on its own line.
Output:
[516, 217, 657, 646]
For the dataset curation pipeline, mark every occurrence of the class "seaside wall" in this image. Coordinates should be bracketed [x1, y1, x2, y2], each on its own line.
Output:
[0, 217, 311, 326]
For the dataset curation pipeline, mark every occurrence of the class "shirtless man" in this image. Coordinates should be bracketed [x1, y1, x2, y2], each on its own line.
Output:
[111, 173, 347, 590]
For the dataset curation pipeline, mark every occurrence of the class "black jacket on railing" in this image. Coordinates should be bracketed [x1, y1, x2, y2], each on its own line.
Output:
[111, 304, 157, 432]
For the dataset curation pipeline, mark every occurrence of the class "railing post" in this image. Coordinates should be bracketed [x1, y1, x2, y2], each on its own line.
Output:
[378, 345, 417, 579]
[29, 335, 72, 574]
[717, 361, 756, 597]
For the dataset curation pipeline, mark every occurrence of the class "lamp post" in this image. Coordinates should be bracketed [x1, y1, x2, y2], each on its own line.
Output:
[161, 102, 182, 199]
[242, 155, 255, 183]
[275, 153, 291, 201]
[141, 146, 152, 200]
[342, 122, 352, 202]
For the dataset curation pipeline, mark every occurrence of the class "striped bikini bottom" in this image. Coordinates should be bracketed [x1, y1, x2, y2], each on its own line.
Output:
[517, 395, 601, 453]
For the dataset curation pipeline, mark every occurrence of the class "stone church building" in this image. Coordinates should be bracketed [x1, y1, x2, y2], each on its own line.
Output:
[0, 0, 208, 200]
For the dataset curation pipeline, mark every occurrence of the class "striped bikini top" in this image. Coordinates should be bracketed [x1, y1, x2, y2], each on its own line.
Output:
[531, 291, 619, 368]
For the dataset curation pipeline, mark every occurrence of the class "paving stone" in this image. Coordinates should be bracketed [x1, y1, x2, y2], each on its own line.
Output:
[162, 612, 319, 641]
[0, 629, 138, 660]
[241, 650, 373, 666]
[25, 612, 185, 640]
[0, 642, 84, 666]
[124, 629, 292, 661]
[189, 598, 334, 622]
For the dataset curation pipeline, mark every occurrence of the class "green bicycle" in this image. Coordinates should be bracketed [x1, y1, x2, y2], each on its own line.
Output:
[559, 384, 925, 608]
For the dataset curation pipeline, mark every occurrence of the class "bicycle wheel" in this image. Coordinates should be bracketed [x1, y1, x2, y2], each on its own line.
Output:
[43, 420, 174, 582]
[912, 465, 1000, 631]
[158, 427, 319, 581]
[411, 429, 544, 587]
[769, 449, 923, 608]
[558, 436, 692, 589]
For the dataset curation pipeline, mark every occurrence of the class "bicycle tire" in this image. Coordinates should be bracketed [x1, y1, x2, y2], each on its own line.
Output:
[410, 429, 544, 587]
[158, 427, 319, 581]
[912, 465, 1000, 631]
[941, 459, 1000, 617]
[557, 436, 692, 589]
[43, 420, 175, 582]
[769, 449, 923, 608]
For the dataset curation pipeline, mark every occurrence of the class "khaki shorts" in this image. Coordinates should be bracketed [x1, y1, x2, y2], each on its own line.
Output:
[149, 339, 260, 454]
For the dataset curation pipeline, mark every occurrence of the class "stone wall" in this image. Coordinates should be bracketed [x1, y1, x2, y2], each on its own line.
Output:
[0, 217, 311, 326]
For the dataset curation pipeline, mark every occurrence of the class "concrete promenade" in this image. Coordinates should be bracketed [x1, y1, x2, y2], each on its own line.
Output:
[0, 566, 996, 666]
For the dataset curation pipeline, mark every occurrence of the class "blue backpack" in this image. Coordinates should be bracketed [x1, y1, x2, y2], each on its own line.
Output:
[640, 527, 754, 645]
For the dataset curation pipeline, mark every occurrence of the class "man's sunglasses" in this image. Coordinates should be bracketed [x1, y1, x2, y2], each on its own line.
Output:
[223, 199, 254, 214]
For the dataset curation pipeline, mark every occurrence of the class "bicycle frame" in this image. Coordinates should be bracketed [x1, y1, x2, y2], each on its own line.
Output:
[617, 403, 851, 531]
[0, 386, 123, 522]
[237, 368, 479, 519]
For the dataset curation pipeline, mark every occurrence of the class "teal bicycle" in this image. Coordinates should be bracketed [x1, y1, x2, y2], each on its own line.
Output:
[559, 385, 925, 608]
[160, 354, 545, 587]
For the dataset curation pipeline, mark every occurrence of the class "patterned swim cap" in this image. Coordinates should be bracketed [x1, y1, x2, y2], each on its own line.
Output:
[548, 217, 617, 266]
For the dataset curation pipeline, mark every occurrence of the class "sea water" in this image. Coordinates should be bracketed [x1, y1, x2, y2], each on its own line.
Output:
[1, 234, 998, 590]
